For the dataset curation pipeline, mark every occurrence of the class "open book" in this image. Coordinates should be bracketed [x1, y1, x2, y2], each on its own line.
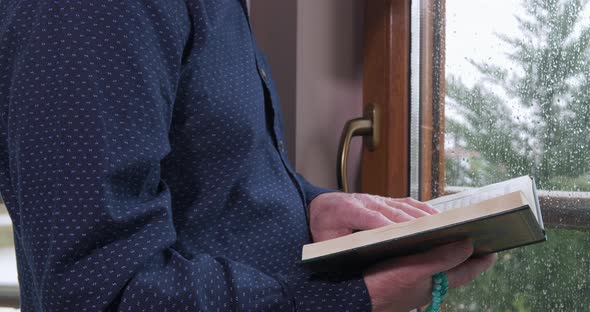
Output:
[302, 176, 546, 272]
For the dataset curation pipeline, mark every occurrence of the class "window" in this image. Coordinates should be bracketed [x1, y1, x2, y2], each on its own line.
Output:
[420, 0, 590, 310]
[0, 199, 18, 310]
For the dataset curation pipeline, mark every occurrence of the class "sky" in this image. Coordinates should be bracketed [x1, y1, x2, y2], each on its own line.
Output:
[445, 0, 524, 86]
[446, 0, 590, 86]
[444, 0, 526, 149]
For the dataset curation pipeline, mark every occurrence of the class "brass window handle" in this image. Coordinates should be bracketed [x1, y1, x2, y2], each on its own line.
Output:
[337, 104, 380, 192]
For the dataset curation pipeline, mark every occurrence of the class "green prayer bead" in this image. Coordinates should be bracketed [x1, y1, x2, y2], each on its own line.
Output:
[425, 272, 449, 312]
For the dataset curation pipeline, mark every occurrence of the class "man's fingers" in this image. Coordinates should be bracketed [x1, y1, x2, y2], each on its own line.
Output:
[344, 206, 394, 231]
[376, 206, 414, 223]
[395, 197, 439, 215]
[391, 240, 475, 278]
[366, 198, 416, 223]
[446, 253, 498, 288]
[384, 200, 430, 219]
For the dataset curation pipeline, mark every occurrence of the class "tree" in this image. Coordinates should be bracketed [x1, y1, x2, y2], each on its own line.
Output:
[444, 0, 590, 310]
[445, 0, 590, 191]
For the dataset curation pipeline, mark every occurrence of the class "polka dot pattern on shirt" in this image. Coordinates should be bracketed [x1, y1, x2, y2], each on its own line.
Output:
[0, 0, 372, 311]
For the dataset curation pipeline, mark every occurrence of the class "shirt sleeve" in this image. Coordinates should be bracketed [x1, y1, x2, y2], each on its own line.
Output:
[296, 173, 340, 206]
[2, 1, 370, 311]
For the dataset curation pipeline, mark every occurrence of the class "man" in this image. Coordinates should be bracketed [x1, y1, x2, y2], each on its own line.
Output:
[0, 1, 495, 311]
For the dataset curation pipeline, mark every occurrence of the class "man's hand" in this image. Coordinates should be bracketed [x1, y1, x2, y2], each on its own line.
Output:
[365, 240, 497, 311]
[309, 192, 438, 242]
[308, 192, 497, 311]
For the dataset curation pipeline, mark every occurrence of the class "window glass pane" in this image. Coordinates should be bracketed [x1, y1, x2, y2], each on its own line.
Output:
[446, 228, 589, 311]
[442, 0, 590, 310]
[445, 0, 590, 191]
[0, 201, 18, 310]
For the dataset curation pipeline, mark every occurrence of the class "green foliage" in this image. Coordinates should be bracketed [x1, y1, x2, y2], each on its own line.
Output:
[445, 0, 590, 191]
[509, 295, 532, 312]
[446, 229, 590, 311]
[444, 0, 590, 310]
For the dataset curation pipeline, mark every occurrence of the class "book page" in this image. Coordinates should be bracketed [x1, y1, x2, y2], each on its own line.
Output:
[428, 176, 537, 219]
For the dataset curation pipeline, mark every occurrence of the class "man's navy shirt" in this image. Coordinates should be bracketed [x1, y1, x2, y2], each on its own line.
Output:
[0, 1, 371, 311]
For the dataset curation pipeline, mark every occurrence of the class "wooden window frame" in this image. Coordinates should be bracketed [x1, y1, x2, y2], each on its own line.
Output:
[419, 0, 445, 201]
[360, 0, 445, 203]
[361, 0, 411, 198]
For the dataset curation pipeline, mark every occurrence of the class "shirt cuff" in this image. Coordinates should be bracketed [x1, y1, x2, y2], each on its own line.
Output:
[279, 271, 372, 311]
[296, 174, 339, 206]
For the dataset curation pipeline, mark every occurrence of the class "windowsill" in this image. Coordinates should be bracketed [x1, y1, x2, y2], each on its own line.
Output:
[444, 186, 590, 231]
